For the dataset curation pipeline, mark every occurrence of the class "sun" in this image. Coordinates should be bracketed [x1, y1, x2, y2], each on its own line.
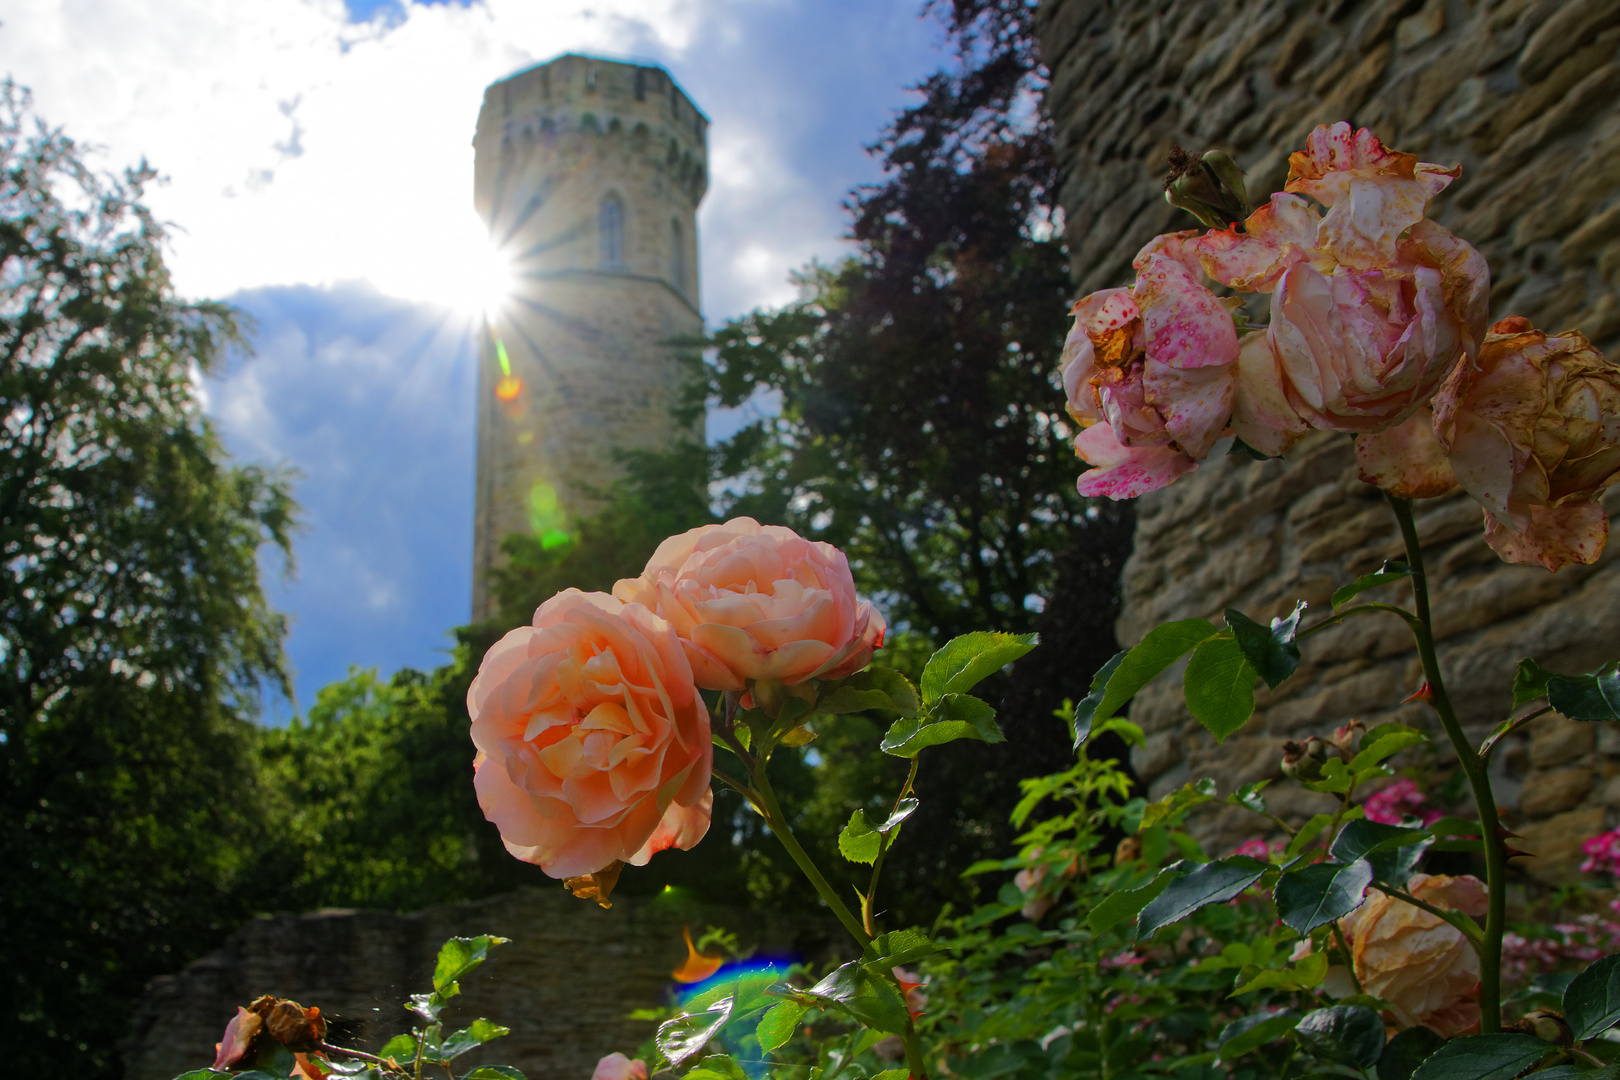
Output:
[414, 210, 521, 319]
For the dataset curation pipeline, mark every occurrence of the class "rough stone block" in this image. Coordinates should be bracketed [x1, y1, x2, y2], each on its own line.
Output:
[1529, 717, 1596, 770]
[1519, 766, 1596, 818]
[1517, 805, 1607, 885]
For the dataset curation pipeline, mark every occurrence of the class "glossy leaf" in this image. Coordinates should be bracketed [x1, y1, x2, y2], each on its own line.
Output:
[1350, 731, 1427, 772]
[1138, 856, 1268, 938]
[1531, 1068, 1620, 1080]
[817, 667, 919, 717]
[1565, 953, 1620, 1041]
[378, 1035, 418, 1063]
[1376, 1025, 1445, 1080]
[1513, 657, 1555, 708]
[880, 694, 1002, 757]
[805, 961, 909, 1034]
[1330, 820, 1432, 884]
[1073, 651, 1126, 749]
[864, 927, 935, 968]
[756, 1000, 807, 1054]
[439, 1019, 509, 1060]
[1332, 561, 1413, 609]
[1274, 859, 1373, 934]
[918, 632, 1038, 704]
[433, 936, 508, 995]
[658, 999, 734, 1069]
[685, 1055, 749, 1080]
[1232, 951, 1328, 995]
[1229, 780, 1269, 815]
[1549, 666, 1620, 722]
[1140, 778, 1217, 830]
[1294, 1005, 1384, 1069]
[1184, 635, 1257, 741]
[464, 1069, 527, 1080]
[1408, 1034, 1553, 1080]
[1226, 602, 1304, 690]
[1217, 1011, 1299, 1061]
[1088, 874, 1170, 934]
[1092, 618, 1220, 724]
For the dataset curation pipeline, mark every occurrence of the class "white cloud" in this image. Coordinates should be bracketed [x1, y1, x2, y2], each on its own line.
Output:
[0, 0, 944, 322]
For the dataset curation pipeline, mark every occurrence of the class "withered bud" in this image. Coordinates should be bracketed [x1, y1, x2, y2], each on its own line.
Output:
[564, 860, 625, 909]
[1164, 147, 1249, 230]
[265, 999, 326, 1052]
[1506, 1010, 1573, 1047]
[1330, 720, 1364, 753]
[1280, 736, 1333, 782]
[1114, 835, 1143, 867]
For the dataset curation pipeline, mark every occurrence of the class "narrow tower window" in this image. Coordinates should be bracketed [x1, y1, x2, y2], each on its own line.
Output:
[599, 195, 625, 268]
[670, 218, 685, 291]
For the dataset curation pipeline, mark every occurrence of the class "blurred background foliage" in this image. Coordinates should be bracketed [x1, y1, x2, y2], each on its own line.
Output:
[2, 1, 1136, 1075]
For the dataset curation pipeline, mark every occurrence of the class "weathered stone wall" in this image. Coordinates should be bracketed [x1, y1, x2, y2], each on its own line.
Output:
[124, 888, 840, 1080]
[1035, 0, 1620, 877]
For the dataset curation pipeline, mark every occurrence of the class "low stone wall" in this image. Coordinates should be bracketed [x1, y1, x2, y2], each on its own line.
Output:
[1035, 0, 1620, 877]
[124, 888, 840, 1080]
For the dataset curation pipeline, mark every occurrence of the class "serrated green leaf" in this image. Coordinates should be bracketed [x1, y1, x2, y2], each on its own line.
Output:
[1073, 650, 1126, 749]
[439, 1018, 509, 1060]
[432, 935, 508, 995]
[1293, 1005, 1384, 1069]
[1141, 779, 1217, 829]
[1332, 561, 1413, 609]
[1226, 603, 1304, 690]
[1217, 1011, 1299, 1062]
[1376, 1025, 1445, 1080]
[1408, 1033, 1553, 1080]
[1138, 855, 1269, 937]
[805, 961, 909, 1034]
[1094, 618, 1221, 724]
[838, 810, 881, 864]
[863, 927, 934, 967]
[657, 999, 734, 1069]
[1512, 657, 1555, 708]
[1087, 873, 1170, 934]
[378, 1034, 418, 1063]
[1531, 1067, 1620, 1080]
[464, 1068, 527, 1080]
[684, 1054, 749, 1080]
[1301, 756, 1353, 795]
[1565, 952, 1620, 1041]
[870, 1071, 909, 1080]
[1549, 666, 1620, 722]
[1350, 732, 1426, 771]
[1229, 780, 1269, 815]
[880, 693, 1002, 757]
[1331, 819, 1433, 885]
[817, 667, 920, 717]
[1231, 951, 1328, 996]
[1274, 859, 1373, 934]
[756, 1000, 807, 1053]
[919, 631, 1038, 703]
[1184, 635, 1257, 741]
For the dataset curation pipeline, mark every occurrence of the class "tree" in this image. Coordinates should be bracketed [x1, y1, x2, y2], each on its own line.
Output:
[0, 83, 295, 1077]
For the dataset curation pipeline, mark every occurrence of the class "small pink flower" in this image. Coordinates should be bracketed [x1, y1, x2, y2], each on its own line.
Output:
[1232, 839, 1274, 860]
[591, 1054, 648, 1080]
[1361, 779, 1439, 826]
[1581, 829, 1620, 877]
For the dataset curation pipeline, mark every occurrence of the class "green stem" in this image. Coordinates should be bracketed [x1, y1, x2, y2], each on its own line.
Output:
[865, 758, 921, 934]
[1385, 493, 1506, 1032]
[750, 763, 871, 947]
[1329, 923, 1364, 995]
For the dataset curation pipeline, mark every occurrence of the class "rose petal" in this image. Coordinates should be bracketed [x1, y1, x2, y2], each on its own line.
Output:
[1074, 422, 1197, 499]
[1355, 408, 1458, 497]
[1482, 499, 1610, 572]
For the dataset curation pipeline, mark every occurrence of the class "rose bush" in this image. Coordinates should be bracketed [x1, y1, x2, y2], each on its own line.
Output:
[612, 516, 885, 694]
[468, 589, 712, 880]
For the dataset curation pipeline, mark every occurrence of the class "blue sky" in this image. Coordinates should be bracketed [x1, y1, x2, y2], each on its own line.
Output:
[0, 0, 948, 716]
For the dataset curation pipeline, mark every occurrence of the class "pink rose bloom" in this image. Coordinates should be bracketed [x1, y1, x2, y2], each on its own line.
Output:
[1195, 124, 1488, 461]
[1583, 829, 1620, 877]
[1340, 873, 1487, 1037]
[1361, 778, 1440, 826]
[1062, 233, 1239, 498]
[469, 590, 712, 879]
[612, 517, 884, 692]
[1432, 318, 1620, 571]
[591, 1054, 648, 1080]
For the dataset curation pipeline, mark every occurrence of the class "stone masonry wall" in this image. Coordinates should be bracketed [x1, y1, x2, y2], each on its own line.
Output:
[1036, 0, 1620, 878]
[123, 887, 840, 1080]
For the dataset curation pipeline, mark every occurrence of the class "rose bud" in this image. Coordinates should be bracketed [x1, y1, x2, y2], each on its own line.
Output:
[1330, 720, 1365, 754]
[1281, 736, 1333, 781]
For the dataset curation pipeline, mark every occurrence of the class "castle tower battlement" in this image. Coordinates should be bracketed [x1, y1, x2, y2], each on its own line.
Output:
[471, 54, 706, 622]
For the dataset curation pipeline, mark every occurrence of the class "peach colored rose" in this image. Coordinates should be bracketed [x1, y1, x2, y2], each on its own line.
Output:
[1339, 873, 1487, 1037]
[612, 517, 884, 693]
[1196, 124, 1488, 455]
[1432, 318, 1620, 571]
[469, 589, 712, 879]
[1062, 234, 1239, 498]
[591, 1054, 648, 1080]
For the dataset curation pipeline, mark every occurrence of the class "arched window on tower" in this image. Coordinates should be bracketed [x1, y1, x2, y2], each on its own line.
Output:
[670, 218, 685, 292]
[599, 195, 624, 268]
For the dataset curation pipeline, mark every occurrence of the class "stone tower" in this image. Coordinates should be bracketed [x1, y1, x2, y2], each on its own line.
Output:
[470, 54, 707, 622]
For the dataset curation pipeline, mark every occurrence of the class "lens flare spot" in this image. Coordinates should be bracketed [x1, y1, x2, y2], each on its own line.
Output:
[671, 925, 725, 984]
[495, 375, 523, 402]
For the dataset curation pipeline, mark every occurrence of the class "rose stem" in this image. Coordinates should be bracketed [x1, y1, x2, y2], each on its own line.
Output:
[1385, 492, 1507, 1032]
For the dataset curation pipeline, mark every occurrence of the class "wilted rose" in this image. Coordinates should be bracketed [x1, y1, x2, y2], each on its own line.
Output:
[469, 589, 712, 879]
[1339, 873, 1487, 1036]
[591, 1053, 648, 1080]
[1062, 233, 1239, 498]
[613, 517, 884, 694]
[1196, 123, 1487, 456]
[1432, 318, 1620, 571]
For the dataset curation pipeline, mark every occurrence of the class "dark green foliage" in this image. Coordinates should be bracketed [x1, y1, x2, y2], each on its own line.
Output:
[0, 83, 294, 1076]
